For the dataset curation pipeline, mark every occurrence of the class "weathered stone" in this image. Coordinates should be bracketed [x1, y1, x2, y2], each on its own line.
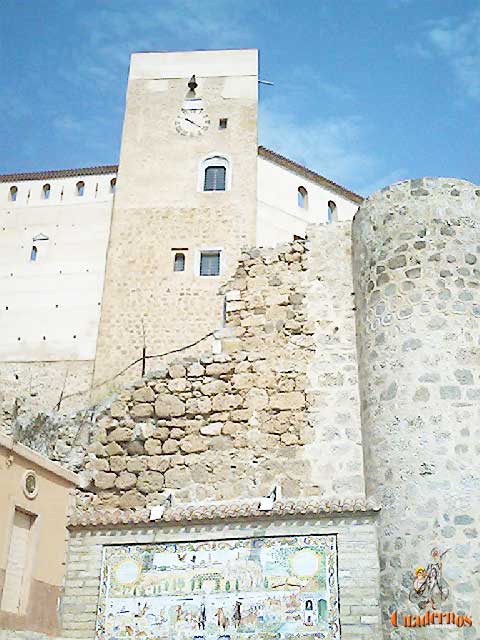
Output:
[212, 394, 243, 411]
[185, 397, 212, 414]
[131, 403, 154, 419]
[245, 387, 269, 411]
[269, 392, 305, 410]
[94, 471, 116, 490]
[87, 458, 109, 472]
[152, 427, 170, 441]
[126, 440, 146, 456]
[280, 432, 298, 445]
[387, 255, 406, 269]
[179, 435, 209, 454]
[164, 466, 192, 488]
[108, 427, 133, 442]
[454, 369, 474, 385]
[109, 456, 127, 472]
[168, 378, 188, 392]
[110, 401, 126, 418]
[118, 490, 146, 509]
[144, 438, 164, 455]
[168, 364, 186, 378]
[155, 394, 186, 417]
[137, 471, 165, 494]
[162, 439, 180, 454]
[126, 457, 148, 473]
[132, 386, 155, 403]
[105, 442, 124, 456]
[201, 380, 228, 395]
[87, 441, 107, 457]
[200, 422, 223, 436]
[187, 363, 205, 377]
[205, 362, 234, 377]
[115, 471, 137, 490]
[147, 456, 170, 472]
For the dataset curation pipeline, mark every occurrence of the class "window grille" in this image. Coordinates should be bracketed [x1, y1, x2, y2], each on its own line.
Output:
[200, 251, 220, 276]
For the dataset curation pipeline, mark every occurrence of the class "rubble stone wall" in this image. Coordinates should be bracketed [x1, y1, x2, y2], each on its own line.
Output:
[354, 178, 480, 638]
[71, 229, 364, 512]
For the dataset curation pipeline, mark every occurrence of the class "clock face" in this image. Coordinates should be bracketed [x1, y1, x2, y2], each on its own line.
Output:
[175, 109, 210, 136]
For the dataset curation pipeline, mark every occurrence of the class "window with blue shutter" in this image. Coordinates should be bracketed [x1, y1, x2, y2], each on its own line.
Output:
[204, 166, 226, 191]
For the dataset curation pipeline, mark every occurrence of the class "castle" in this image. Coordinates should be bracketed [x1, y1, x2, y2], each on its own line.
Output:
[0, 49, 478, 640]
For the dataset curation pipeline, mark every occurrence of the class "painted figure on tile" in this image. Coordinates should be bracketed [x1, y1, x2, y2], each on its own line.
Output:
[233, 600, 242, 628]
[304, 599, 314, 626]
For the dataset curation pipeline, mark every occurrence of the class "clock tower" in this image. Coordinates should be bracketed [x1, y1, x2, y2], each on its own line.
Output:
[93, 49, 258, 392]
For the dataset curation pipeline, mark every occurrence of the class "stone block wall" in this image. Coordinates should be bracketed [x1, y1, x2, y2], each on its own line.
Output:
[69, 232, 364, 512]
[353, 178, 480, 638]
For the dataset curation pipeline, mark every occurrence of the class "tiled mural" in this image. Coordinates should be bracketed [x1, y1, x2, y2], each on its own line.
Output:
[96, 535, 340, 639]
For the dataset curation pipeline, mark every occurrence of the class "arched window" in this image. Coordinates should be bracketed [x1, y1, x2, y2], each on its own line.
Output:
[42, 184, 51, 199]
[9, 186, 18, 202]
[30, 246, 38, 261]
[328, 200, 338, 223]
[200, 155, 230, 192]
[110, 177, 116, 193]
[298, 186, 308, 209]
[173, 252, 185, 272]
[76, 180, 85, 196]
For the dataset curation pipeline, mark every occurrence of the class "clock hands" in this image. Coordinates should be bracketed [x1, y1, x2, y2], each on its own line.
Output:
[184, 117, 201, 128]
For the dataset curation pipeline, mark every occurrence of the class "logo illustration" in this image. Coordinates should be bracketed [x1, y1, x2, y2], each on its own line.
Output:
[390, 546, 473, 629]
[409, 548, 449, 610]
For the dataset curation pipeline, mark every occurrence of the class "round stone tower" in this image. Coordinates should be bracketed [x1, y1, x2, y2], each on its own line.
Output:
[353, 178, 480, 638]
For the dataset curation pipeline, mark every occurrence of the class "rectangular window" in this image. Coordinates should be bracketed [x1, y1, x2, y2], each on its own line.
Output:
[200, 251, 221, 276]
[219, 118, 228, 129]
[204, 166, 226, 191]
[1, 509, 35, 614]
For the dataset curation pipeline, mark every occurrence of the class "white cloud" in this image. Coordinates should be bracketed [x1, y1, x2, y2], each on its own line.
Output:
[423, 10, 480, 100]
[260, 97, 384, 195]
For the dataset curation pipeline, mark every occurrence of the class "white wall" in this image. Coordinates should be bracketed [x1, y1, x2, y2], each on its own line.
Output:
[0, 173, 115, 362]
[256, 156, 360, 247]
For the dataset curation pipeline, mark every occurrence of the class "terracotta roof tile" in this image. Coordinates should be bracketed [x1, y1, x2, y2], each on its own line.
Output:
[0, 165, 118, 183]
[0, 149, 363, 204]
[68, 496, 380, 528]
[258, 146, 364, 204]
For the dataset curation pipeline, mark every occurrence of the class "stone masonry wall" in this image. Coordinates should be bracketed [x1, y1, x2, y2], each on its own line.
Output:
[353, 178, 480, 639]
[70, 229, 364, 512]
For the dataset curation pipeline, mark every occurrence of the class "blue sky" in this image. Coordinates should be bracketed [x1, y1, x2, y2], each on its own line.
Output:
[0, 0, 479, 195]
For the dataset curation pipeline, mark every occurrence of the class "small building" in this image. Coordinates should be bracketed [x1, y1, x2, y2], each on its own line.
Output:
[0, 432, 79, 636]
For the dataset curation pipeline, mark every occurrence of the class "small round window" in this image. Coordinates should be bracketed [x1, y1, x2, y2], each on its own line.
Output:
[23, 470, 38, 499]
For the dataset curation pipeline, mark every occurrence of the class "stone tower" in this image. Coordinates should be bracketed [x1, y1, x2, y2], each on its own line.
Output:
[353, 179, 480, 637]
[93, 50, 258, 392]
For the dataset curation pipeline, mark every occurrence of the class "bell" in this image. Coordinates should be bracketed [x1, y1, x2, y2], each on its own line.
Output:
[188, 74, 198, 91]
